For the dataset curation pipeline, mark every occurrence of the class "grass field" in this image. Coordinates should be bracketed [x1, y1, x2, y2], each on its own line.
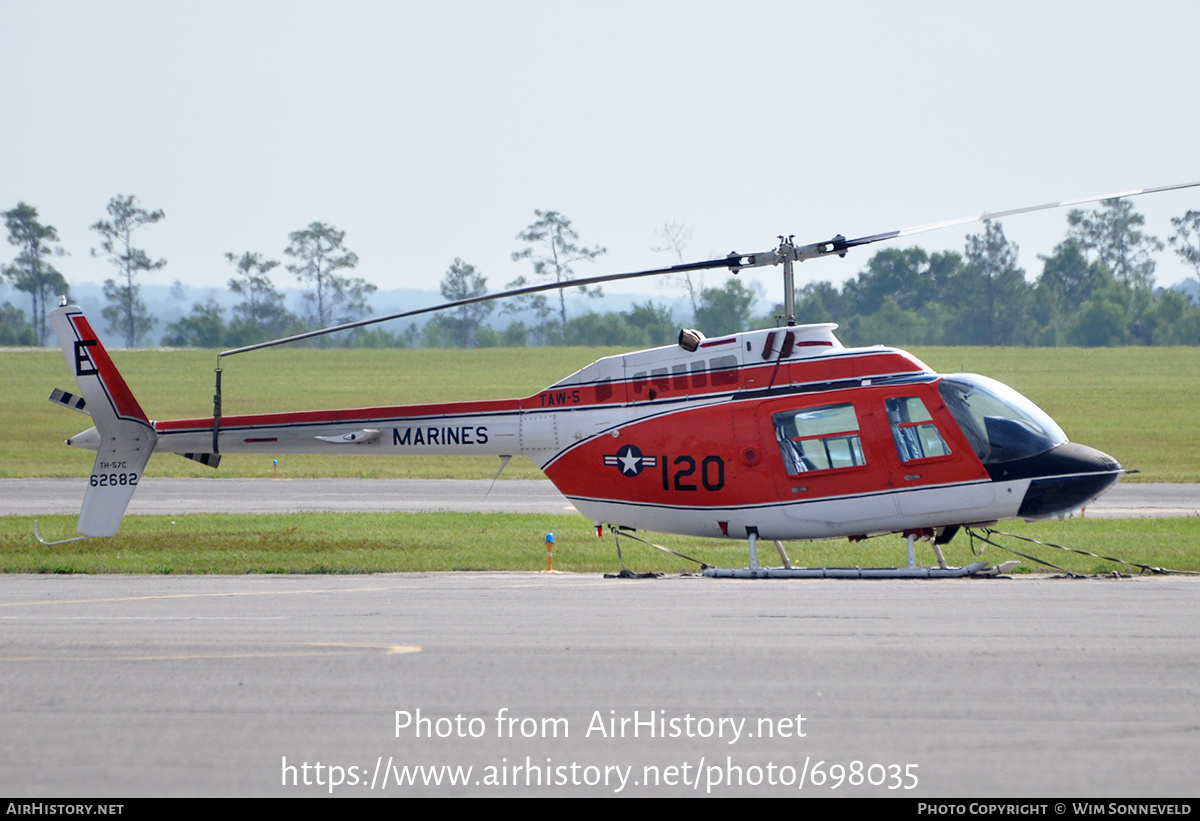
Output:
[5, 512, 1198, 575]
[4, 344, 1199, 480]
[4, 343, 1197, 574]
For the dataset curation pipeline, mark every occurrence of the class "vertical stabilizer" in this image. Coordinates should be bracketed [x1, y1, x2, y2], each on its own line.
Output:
[48, 306, 157, 537]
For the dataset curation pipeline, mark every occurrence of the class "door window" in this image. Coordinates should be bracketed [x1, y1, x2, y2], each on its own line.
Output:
[886, 396, 951, 462]
[772, 403, 865, 475]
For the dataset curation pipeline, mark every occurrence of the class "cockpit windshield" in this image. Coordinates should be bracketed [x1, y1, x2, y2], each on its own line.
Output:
[937, 374, 1067, 464]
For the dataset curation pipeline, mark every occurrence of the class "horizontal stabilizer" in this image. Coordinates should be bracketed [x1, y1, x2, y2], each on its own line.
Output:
[49, 388, 89, 415]
[180, 452, 222, 468]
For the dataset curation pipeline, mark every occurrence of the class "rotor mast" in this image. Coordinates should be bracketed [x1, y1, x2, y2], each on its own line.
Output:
[780, 236, 796, 326]
[732, 233, 851, 327]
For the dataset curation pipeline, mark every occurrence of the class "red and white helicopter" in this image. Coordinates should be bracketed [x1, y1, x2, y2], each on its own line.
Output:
[42, 183, 1197, 577]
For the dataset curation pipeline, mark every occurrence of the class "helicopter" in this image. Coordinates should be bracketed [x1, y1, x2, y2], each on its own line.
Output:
[41, 181, 1199, 577]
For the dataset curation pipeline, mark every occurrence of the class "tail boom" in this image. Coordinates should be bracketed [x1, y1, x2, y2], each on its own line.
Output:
[154, 402, 522, 458]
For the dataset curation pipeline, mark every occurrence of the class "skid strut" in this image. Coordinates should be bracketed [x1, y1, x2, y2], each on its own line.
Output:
[701, 528, 1013, 579]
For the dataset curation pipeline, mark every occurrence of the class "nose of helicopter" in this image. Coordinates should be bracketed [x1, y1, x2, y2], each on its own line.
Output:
[985, 442, 1125, 519]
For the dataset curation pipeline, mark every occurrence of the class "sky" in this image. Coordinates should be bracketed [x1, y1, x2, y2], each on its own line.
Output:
[3, 0, 1200, 313]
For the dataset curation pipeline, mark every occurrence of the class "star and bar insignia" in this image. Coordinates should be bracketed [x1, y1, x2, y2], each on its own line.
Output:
[603, 444, 657, 477]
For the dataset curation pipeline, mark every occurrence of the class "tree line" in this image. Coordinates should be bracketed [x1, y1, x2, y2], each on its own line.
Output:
[0, 195, 378, 349]
[5, 196, 1200, 349]
[789, 201, 1200, 347]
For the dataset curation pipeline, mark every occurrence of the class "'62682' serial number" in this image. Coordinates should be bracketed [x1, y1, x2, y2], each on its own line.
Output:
[90, 472, 139, 487]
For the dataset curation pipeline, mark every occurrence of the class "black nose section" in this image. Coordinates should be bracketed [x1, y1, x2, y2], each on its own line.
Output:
[984, 443, 1124, 519]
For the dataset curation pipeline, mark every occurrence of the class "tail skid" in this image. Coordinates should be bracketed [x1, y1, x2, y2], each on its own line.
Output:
[47, 306, 157, 538]
[33, 520, 89, 546]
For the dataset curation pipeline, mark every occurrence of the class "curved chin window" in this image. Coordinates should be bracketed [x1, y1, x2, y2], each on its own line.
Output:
[938, 374, 1067, 464]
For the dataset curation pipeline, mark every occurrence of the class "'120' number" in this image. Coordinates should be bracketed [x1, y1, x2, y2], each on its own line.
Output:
[662, 455, 725, 491]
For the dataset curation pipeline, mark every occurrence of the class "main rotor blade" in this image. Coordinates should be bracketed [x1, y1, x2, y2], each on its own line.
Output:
[222, 178, 1200, 357]
[219, 254, 744, 357]
[836, 180, 1200, 252]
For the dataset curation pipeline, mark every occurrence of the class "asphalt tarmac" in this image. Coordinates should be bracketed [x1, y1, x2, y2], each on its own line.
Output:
[2, 573, 1198, 798]
[3, 479, 1198, 798]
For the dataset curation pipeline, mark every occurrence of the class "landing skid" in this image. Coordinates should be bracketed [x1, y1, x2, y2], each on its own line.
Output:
[606, 526, 1019, 580]
[701, 529, 1019, 579]
[702, 562, 1012, 579]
